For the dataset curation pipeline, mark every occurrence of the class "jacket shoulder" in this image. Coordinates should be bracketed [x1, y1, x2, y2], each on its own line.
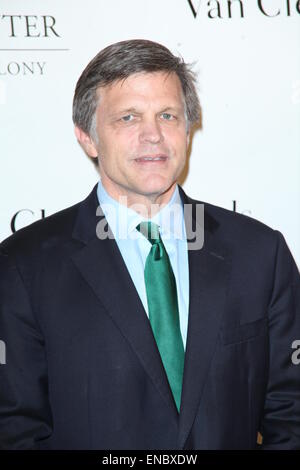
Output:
[195, 198, 282, 268]
[184, 194, 279, 254]
[180, 186, 276, 240]
[0, 201, 81, 259]
[203, 199, 275, 235]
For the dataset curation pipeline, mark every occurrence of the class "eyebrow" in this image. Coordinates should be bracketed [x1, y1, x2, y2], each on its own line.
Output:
[160, 106, 183, 113]
[110, 105, 184, 118]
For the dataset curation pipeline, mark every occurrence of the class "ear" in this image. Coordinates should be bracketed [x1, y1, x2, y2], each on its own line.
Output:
[74, 126, 98, 158]
[186, 129, 190, 147]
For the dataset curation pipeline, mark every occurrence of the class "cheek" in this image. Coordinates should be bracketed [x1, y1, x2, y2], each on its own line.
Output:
[96, 129, 121, 157]
[164, 127, 188, 148]
[100, 132, 138, 169]
[111, 128, 137, 151]
[171, 137, 189, 157]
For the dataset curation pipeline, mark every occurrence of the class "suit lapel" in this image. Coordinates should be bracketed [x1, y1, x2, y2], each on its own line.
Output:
[177, 187, 231, 449]
[70, 184, 179, 422]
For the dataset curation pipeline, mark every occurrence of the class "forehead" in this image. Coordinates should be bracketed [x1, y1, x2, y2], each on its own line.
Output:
[96, 71, 184, 108]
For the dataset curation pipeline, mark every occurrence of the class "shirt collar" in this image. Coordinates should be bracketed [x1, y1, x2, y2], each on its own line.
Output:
[97, 180, 185, 241]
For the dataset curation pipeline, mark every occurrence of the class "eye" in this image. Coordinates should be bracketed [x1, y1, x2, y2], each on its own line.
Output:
[161, 112, 174, 120]
[121, 114, 134, 122]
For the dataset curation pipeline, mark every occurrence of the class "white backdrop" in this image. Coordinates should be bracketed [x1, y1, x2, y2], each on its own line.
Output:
[1, 0, 299, 266]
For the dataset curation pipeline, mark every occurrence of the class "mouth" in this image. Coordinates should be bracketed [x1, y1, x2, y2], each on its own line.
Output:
[134, 155, 169, 164]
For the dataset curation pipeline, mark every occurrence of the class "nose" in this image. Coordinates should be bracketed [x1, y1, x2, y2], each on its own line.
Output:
[139, 116, 164, 144]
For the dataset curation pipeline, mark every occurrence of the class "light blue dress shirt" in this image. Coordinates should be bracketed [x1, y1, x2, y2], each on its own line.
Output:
[97, 180, 190, 350]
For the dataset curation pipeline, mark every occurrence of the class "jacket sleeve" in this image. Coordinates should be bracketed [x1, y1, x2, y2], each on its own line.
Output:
[258, 230, 300, 449]
[0, 249, 53, 449]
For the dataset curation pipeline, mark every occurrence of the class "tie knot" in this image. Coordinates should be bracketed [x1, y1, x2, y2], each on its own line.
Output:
[136, 221, 161, 245]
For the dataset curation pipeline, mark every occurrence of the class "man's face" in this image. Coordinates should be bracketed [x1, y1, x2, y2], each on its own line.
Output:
[80, 71, 189, 203]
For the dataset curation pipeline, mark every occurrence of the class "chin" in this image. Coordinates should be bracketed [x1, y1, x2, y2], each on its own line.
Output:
[138, 182, 175, 198]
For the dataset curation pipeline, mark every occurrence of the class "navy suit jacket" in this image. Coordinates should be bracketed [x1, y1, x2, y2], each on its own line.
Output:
[0, 184, 299, 450]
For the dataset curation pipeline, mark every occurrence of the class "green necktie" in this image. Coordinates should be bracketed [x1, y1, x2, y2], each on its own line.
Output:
[136, 221, 185, 412]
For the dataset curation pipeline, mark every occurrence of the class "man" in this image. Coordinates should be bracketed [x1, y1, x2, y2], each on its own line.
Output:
[0, 39, 299, 450]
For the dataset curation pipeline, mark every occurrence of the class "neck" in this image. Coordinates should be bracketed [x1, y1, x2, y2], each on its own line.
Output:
[101, 181, 177, 218]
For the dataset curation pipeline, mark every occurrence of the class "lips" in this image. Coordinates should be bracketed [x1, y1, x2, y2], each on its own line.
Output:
[134, 155, 168, 162]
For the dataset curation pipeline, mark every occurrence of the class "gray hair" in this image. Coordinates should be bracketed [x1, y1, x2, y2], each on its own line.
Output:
[72, 39, 201, 163]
